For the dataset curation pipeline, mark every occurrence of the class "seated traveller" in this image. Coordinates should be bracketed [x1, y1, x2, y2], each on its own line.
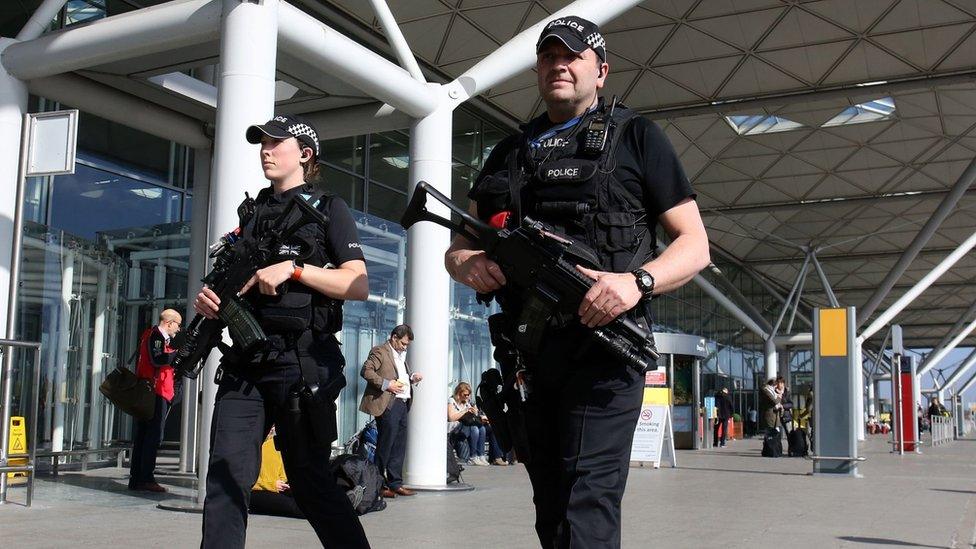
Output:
[448, 382, 489, 466]
[249, 428, 304, 519]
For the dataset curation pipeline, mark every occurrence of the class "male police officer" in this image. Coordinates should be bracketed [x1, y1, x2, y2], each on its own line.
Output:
[445, 17, 710, 548]
[195, 114, 371, 548]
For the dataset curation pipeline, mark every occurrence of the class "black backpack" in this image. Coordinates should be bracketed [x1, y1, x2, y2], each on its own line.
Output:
[761, 429, 783, 458]
[346, 420, 378, 464]
[447, 441, 463, 484]
[329, 454, 387, 515]
[788, 428, 808, 457]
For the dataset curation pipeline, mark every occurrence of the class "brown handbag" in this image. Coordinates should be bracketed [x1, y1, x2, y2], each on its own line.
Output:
[99, 351, 154, 421]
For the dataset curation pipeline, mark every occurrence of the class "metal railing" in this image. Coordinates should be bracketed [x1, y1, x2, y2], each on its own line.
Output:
[0, 338, 42, 506]
[931, 416, 953, 446]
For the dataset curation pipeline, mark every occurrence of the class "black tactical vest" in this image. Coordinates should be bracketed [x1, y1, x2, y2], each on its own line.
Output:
[241, 183, 343, 335]
[487, 100, 653, 274]
[476, 100, 656, 330]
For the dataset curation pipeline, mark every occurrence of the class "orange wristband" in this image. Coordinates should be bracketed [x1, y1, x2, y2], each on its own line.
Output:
[291, 260, 304, 281]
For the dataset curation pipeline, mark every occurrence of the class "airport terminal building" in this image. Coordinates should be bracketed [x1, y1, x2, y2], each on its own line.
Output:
[0, 0, 974, 497]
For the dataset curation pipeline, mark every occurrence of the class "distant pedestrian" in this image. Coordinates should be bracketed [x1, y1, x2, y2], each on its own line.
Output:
[713, 388, 734, 447]
[128, 309, 181, 493]
[761, 379, 782, 434]
[747, 406, 758, 437]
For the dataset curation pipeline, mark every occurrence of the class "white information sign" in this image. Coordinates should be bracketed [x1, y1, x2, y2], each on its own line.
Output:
[26, 110, 78, 176]
[630, 404, 676, 468]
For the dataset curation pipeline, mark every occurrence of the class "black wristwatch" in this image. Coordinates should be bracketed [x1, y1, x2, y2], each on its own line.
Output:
[632, 268, 655, 300]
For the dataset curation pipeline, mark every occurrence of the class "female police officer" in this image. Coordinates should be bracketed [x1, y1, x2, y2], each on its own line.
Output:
[194, 114, 370, 548]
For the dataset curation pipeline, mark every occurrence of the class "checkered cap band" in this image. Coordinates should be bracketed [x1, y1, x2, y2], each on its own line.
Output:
[585, 32, 605, 51]
[287, 122, 319, 157]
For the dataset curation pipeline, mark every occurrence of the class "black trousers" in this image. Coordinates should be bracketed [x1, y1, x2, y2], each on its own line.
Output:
[522, 331, 644, 549]
[201, 336, 369, 549]
[129, 394, 171, 486]
[249, 489, 305, 518]
[374, 397, 409, 490]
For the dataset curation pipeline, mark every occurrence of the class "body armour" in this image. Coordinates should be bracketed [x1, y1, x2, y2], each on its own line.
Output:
[480, 99, 652, 276]
[241, 184, 343, 335]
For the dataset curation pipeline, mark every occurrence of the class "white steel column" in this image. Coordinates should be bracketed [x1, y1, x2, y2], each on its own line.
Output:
[957, 367, 976, 395]
[16, 0, 67, 41]
[0, 39, 28, 339]
[104, 272, 121, 441]
[858, 157, 976, 327]
[860, 229, 976, 342]
[764, 338, 778, 381]
[938, 348, 976, 401]
[180, 147, 212, 473]
[195, 0, 279, 506]
[854, 342, 865, 440]
[368, 0, 425, 81]
[152, 259, 166, 321]
[923, 300, 976, 371]
[74, 296, 92, 446]
[918, 316, 976, 377]
[867, 378, 876, 418]
[52, 249, 75, 453]
[404, 94, 452, 488]
[89, 267, 108, 451]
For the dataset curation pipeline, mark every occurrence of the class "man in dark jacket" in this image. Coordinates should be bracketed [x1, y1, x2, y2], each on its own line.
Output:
[713, 387, 734, 447]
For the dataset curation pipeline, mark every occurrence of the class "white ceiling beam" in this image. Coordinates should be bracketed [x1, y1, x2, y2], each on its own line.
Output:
[277, 2, 436, 118]
[28, 72, 210, 149]
[2, 0, 221, 80]
[147, 72, 218, 108]
[16, 0, 68, 41]
[446, 0, 643, 106]
[367, 0, 424, 83]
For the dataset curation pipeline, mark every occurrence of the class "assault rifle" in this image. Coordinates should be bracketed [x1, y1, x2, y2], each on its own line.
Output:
[172, 195, 330, 380]
[401, 182, 659, 372]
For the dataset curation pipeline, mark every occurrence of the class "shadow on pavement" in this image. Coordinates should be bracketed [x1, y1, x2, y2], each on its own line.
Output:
[677, 465, 808, 477]
[930, 488, 976, 495]
[46, 473, 189, 503]
[837, 536, 945, 547]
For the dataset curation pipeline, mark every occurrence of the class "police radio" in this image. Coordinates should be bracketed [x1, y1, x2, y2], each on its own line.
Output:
[581, 95, 618, 156]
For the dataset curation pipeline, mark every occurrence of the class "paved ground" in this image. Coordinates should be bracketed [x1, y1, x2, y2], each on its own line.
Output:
[2, 435, 975, 548]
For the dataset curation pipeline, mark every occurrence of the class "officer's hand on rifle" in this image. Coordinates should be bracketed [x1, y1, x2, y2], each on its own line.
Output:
[194, 286, 221, 320]
[239, 260, 295, 296]
[576, 265, 643, 328]
[447, 249, 507, 293]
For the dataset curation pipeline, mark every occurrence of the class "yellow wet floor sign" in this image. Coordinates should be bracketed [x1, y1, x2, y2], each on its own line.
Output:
[7, 416, 27, 484]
